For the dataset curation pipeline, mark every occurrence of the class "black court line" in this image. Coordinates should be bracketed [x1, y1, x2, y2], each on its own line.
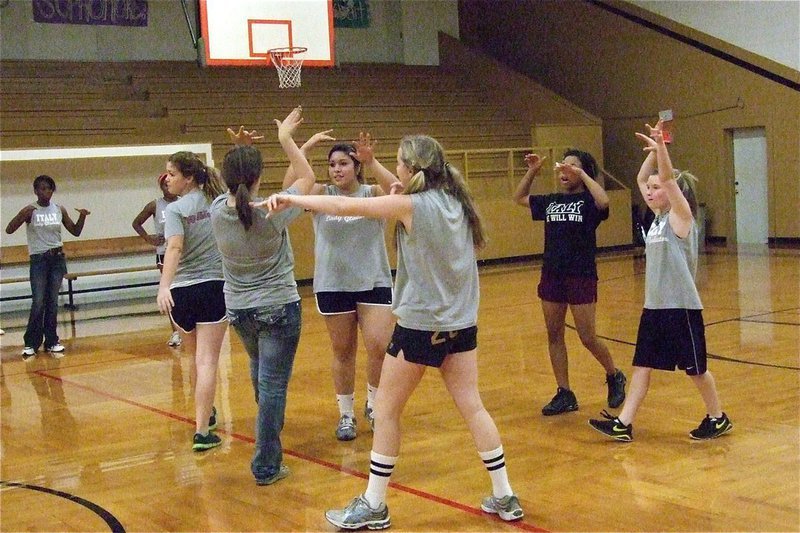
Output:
[0, 480, 125, 533]
[739, 319, 800, 327]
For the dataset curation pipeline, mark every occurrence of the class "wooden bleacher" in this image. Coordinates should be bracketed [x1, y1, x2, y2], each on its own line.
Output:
[0, 59, 630, 297]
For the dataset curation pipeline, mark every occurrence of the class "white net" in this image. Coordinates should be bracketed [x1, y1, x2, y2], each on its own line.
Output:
[268, 47, 307, 89]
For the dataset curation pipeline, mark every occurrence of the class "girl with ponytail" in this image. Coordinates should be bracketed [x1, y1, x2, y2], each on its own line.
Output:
[209, 106, 316, 486]
[261, 134, 524, 529]
[158, 151, 226, 452]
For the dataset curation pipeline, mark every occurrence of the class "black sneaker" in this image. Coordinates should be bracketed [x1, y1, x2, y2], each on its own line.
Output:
[542, 387, 578, 416]
[192, 431, 222, 452]
[689, 413, 733, 440]
[588, 410, 633, 441]
[208, 406, 218, 431]
[606, 369, 627, 408]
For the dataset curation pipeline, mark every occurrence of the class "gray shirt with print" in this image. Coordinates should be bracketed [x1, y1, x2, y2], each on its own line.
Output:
[163, 189, 223, 288]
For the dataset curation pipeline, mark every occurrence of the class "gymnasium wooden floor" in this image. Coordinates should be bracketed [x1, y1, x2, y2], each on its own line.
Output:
[1, 246, 798, 532]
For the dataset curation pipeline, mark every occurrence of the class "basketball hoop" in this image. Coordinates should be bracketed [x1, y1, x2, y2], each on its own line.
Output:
[268, 46, 307, 89]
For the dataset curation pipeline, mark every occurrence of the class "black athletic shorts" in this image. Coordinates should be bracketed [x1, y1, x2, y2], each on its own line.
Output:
[633, 308, 707, 375]
[386, 324, 478, 368]
[170, 280, 227, 333]
[315, 287, 393, 315]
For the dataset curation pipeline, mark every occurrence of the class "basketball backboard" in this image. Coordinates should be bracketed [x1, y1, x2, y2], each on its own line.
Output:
[199, 0, 334, 67]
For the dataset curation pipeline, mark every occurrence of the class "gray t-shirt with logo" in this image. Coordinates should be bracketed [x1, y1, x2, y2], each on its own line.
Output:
[644, 214, 703, 310]
[210, 188, 303, 310]
[312, 184, 392, 293]
[393, 189, 479, 331]
[163, 189, 223, 288]
[26, 202, 63, 255]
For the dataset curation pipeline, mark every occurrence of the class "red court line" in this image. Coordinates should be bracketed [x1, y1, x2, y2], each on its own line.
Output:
[37, 370, 548, 532]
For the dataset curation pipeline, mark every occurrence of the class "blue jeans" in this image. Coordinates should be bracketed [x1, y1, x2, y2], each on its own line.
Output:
[24, 251, 67, 350]
[227, 300, 301, 482]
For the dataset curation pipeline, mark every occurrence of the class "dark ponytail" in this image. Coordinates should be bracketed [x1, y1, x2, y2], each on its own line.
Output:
[222, 146, 263, 230]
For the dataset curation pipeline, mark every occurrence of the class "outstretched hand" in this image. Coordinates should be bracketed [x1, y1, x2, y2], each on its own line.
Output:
[274, 106, 304, 141]
[75, 208, 91, 216]
[524, 153, 546, 172]
[227, 126, 265, 145]
[554, 161, 585, 180]
[635, 119, 665, 152]
[250, 193, 293, 213]
[351, 131, 377, 165]
[302, 129, 335, 152]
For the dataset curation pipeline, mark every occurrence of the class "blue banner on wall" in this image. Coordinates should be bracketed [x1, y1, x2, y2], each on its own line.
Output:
[32, 0, 148, 27]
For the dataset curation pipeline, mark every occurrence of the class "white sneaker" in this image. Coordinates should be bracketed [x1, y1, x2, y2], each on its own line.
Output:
[47, 343, 66, 359]
[168, 331, 182, 347]
[22, 347, 36, 362]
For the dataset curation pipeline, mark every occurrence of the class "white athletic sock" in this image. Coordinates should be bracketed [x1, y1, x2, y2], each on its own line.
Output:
[366, 383, 378, 409]
[336, 393, 355, 417]
[479, 446, 514, 498]
[363, 451, 397, 508]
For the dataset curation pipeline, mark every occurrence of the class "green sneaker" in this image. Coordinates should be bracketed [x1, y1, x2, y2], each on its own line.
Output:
[192, 431, 221, 451]
[588, 410, 633, 442]
[689, 413, 733, 440]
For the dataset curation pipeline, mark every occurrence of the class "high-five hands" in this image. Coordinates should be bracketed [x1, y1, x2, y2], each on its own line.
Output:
[635, 119, 665, 152]
[227, 125, 265, 145]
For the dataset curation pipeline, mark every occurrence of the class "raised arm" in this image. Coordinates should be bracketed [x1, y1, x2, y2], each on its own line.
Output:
[261, 189, 414, 231]
[281, 129, 334, 192]
[512, 153, 546, 207]
[636, 121, 693, 237]
[636, 150, 657, 201]
[275, 106, 317, 195]
[5, 205, 36, 234]
[351, 132, 399, 196]
[61, 206, 90, 237]
[131, 200, 161, 246]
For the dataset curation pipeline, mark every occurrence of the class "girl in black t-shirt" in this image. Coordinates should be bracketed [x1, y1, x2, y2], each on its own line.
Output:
[512, 149, 626, 416]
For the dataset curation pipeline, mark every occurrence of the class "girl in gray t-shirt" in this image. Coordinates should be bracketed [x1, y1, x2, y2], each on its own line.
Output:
[284, 131, 397, 442]
[589, 120, 732, 442]
[210, 107, 316, 485]
[261, 134, 524, 529]
[156, 151, 227, 452]
[5, 174, 90, 360]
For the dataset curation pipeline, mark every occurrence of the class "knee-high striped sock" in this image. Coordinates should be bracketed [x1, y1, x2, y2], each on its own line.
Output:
[363, 451, 397, 509]
[479, 446, 514, 498]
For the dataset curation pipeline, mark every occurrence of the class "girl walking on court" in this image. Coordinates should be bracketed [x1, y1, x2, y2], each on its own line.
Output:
[6, 175, 90, 361]
[512, 149, 626, 415]
[132, 173, 182, 347]
[283, 130, 396, 441]
[589, 120, 732, 441]
[264, 134, 524, 529]
[210, 107, 315, 485]
[157, 152, 227, 452]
